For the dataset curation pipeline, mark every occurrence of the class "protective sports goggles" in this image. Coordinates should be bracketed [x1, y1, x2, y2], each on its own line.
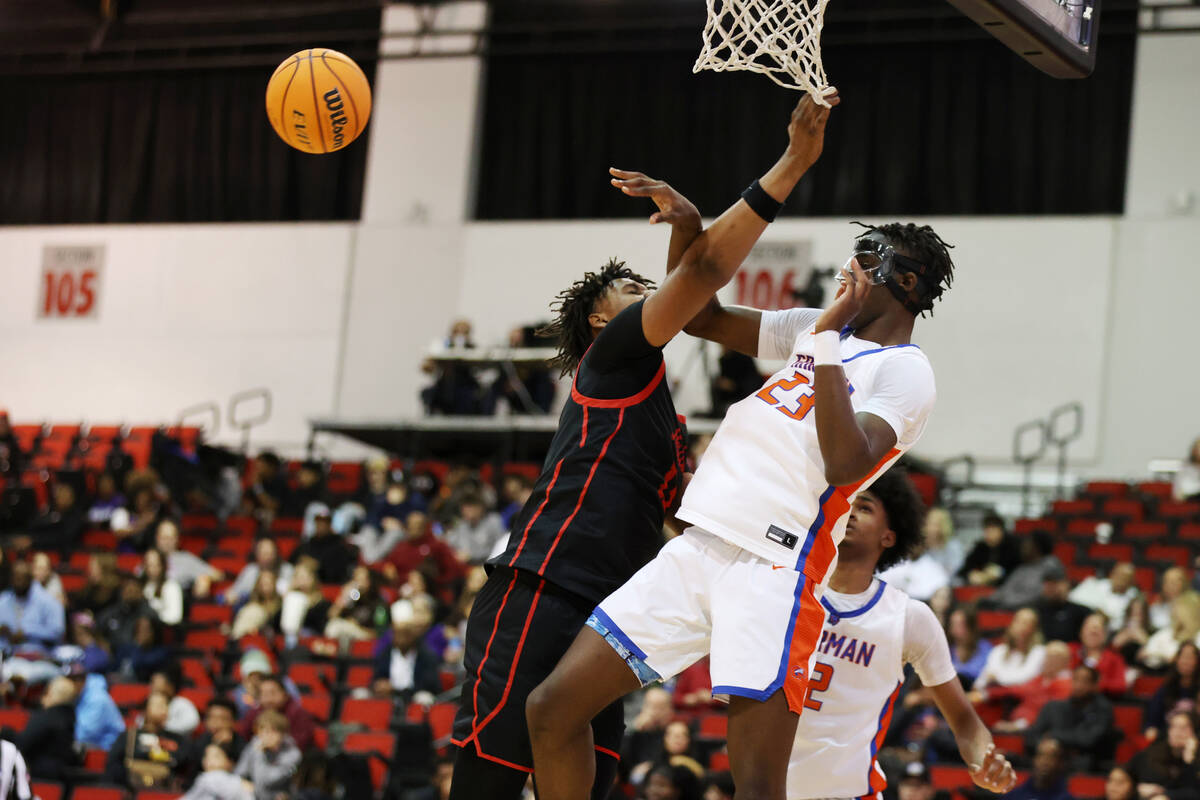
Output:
[842, 234, 897, 286]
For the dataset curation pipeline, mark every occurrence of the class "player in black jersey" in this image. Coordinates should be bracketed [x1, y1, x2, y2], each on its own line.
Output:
[448, 102, 831, 796]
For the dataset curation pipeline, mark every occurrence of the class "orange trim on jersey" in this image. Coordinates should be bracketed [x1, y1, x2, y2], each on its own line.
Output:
[538, 408, 626, 573]
[459, 576, 545, 747]
[508, 458, 565, 565]
[798, 448, 903, 579]
[783, 578, 827, 714]
[461, 571, 520, 747]
[866, 682, 903, 795]
[570, 360, 665, 408]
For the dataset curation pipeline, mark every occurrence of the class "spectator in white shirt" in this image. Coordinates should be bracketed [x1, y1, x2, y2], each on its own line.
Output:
[150, 662, 200, 738]
[30, 552, 65, 607]
[155, 520, 222, 598]
[877, 551, 950, 602]
[1172, 437, 1200, 502]
[1070, 563, 1140, 633]
[1150, 567, 1197, 633]
[977, 607, 1047, 689]
[141, 548, 184, 627]
[443, 494, 507, 564]
[1140, 593, 1200, 670]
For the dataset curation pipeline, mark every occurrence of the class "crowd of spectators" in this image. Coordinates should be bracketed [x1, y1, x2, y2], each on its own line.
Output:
[1, 416, 1200, 800]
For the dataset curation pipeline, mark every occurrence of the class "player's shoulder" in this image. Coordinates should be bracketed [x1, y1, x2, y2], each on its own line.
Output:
[900, 592, 949, 643]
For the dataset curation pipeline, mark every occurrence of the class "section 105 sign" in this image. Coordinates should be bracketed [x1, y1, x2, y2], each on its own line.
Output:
[39, 244, 104, 319]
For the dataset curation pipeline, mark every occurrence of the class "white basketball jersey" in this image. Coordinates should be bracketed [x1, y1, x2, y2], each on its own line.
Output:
[677, 308, 936, 578]
[788, 580, 909, 800]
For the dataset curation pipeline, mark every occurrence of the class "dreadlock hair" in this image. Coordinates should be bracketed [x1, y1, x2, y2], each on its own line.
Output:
[538, 258, 655, 376]
[865, 467, 928, 572]
[851, 222, 956, 316]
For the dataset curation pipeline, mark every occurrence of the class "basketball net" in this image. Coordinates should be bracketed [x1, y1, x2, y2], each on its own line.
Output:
[693, 0, 833, 105]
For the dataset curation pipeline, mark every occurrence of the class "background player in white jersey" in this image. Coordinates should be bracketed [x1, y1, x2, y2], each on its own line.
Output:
[790, 467, 1015, 800]
[527, 96, 959, 799]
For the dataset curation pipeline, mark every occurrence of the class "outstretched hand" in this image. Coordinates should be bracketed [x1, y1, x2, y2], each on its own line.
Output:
[968, 745, 1017, 794]
[814, 256, 870, 333]
[786, 89, 839, 173]
[610, 168, 701, 227]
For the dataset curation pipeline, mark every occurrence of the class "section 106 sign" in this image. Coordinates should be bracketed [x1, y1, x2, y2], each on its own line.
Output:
[39, 244, 104, 319]
[733, 240, 812, 310]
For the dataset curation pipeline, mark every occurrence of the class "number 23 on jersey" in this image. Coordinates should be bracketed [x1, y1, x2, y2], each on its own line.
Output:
[756, 371, 854, 422]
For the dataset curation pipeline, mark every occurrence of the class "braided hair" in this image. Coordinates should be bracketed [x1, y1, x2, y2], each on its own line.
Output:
[852, 222, 956, 316]
[866, 467, 928, 572]
[538, 258, 654, 376]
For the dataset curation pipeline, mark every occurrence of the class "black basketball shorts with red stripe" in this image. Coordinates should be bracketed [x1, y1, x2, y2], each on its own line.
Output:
[451, 565, 624, 791]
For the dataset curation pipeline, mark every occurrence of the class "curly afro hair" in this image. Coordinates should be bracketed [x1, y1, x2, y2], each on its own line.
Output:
[865, 467, 928, 573]
[538, 258, 655, 376]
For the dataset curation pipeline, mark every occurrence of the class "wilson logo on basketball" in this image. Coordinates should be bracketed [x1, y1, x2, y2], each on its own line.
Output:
[323, 88, 349, 150]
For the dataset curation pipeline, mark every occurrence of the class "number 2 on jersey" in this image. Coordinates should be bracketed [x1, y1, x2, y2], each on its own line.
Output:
[803, 662, 835, 711]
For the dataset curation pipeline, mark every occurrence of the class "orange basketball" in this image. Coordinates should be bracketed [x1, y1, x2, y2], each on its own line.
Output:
[265, 49, 372, 154]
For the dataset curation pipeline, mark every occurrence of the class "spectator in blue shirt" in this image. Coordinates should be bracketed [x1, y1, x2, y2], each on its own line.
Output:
[0, 560, 65, 652]
[68, 663, 125, 750]
[947, 607, 993, 689]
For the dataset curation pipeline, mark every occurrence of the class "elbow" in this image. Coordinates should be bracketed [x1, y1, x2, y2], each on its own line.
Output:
[823, 462, 867, 488]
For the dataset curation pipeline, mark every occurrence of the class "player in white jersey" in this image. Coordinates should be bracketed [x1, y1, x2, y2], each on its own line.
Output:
[527, 96, 957, 800]
[789, 468, 1015, 800]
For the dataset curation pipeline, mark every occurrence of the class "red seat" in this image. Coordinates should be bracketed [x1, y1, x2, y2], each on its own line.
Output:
[349, 639, 376, 659]
[83, 748, 108, 772]
[930, 765, 972, 790]
[190, 604, 232, 627]
[136, 793, 183, 800]
[312, 727, 329, 750]
[0, 708, 29, 729]
[61, 573, 88, 593]
[1100, 498, 1142, 520]
[709, 750, 730, 770]
[276, 536, 300, 560]
[344, 665, 375, 689]
[288, 662, 335, 695]
[299, 692, 332, 722]
[953, 585, 994, 604]
[178, 687, 214, 711]
[340, 698, 393, 731]
[1053, 542, 1077, 565]
[1114, 705, 1146, 762]
[344, 732, 396, 791]
[1137, 481, 1173, 498]
[180, 657, 214, 689]
[1065, 518, 1104, 537]
[1145, 544, 1190, 569]
[208, 556, 245, 576]
[116, 553, 141, 573]
[1134, 566, 1156, 594]
[270, 517, 304, 535]
[70, 787, 127, 800]
[32, 782, 64, 800]
[180, 513, 218, 533]
[82, 529, 117, 549]
[1052, 499, 1094, 516]
[1178, 523, 1200, 541]
[1132, 675, 1165, 697]
[179, 535, 208, 556]
[183, 630, 228, 652]
[1087, 543, 1133, 562]
[1158, 502, 1200, 520]
[1085, 481, 1128, 497]
[1123, 520, 1168, 540]
[238, 633, 275, 656]
[977, 610, 1015, 634]
[87, 425, 123, 443]
[698, 713, 729, 739]
[1068, 775, 1107, 799]
[109, 683, 151, 709]
[1014, 518, 1056, 535]
[428, 702, 457, 742]
[1067, 565, 1096, 583]
[319, 584, 341, 603]
[215, 537, 254, 558]
[224, 516, 258, 538]
[326, 462, 363, 495]
[992, 733, 1025, 756]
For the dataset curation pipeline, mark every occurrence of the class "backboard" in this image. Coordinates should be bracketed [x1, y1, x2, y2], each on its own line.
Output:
[946, 0, 1101, 77]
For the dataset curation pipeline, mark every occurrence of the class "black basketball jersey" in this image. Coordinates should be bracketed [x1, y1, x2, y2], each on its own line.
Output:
[491, 300, 688, 606]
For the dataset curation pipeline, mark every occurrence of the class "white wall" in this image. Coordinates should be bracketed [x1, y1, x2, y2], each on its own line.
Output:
[0, 224, 353, 450]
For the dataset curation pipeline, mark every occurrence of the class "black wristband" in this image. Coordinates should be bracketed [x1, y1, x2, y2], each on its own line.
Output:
[740, 179, 784, 222]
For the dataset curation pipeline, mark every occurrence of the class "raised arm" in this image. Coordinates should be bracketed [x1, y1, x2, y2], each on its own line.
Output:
[928, 679, 1017, 794]
[619, 92, 837, 348]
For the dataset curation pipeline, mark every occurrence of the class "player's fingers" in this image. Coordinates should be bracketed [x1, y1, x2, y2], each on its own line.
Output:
[609, 168, 647, 179]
